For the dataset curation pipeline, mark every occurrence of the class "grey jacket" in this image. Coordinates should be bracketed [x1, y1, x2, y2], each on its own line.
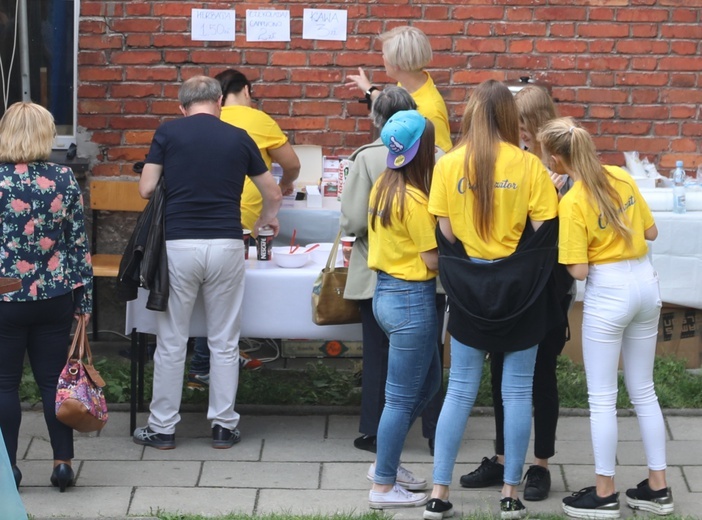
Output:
[339, 139, 444, 300]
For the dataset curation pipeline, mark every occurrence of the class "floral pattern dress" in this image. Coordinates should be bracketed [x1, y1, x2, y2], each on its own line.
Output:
[0, 162, 93, 313]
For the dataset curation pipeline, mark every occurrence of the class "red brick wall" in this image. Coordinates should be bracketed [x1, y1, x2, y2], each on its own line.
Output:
[79, 1, 702, 178]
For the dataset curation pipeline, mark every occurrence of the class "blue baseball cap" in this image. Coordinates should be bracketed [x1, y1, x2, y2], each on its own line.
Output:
[380, 110, 426, 169]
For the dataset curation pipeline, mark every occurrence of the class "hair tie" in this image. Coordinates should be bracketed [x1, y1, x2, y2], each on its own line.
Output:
[569, 126, 576, 134]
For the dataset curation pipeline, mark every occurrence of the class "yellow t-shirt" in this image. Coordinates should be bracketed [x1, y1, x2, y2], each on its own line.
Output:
[558, 165, 655, 265]
[367, 182, 438, 281]
[220, 105, 288, 231]
[400, 72, 453, 153]
[428, 142, 558, 260]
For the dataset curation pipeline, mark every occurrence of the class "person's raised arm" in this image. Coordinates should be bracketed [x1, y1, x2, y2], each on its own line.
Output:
[345, 67, 381, 103]
[250, 171, 283, 237]
[268, 142, 300, 196]
[139, 163, 163, 199]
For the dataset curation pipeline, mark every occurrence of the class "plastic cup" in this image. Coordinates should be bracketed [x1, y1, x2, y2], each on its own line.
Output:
[242, 229, 251, 260]
[256, 226, 274, 261]
[340, 236, 356, 268]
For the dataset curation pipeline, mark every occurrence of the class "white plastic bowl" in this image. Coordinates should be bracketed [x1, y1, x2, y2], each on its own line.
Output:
[272, 246, 311, 268]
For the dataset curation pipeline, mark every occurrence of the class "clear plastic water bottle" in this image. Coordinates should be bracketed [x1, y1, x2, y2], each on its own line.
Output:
[672, 160, 686, 214]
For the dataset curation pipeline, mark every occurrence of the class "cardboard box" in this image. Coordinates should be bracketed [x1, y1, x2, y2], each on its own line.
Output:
[562, 302, 701, 368]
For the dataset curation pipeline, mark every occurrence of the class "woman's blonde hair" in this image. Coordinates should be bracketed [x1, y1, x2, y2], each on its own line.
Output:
[514, 85, 558, 162]
[380, 26, 432, 72]
[457, 80, 520, 240]
[538, 117, 632, 244]
[0, 102, 55, 163]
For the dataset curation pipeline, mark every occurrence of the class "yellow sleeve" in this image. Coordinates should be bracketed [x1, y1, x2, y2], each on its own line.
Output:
[528, 160, 559, 221]
[405, 195, 438, 253]
[428, 157, 449, 217]
[256, 111, 288, 151]
[558, 195, 589, 265]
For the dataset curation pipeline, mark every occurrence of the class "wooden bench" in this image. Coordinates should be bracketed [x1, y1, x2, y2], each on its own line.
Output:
[89, 180, 148, 338]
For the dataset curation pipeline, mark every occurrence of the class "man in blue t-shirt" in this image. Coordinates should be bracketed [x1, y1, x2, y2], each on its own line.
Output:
[133, 76, 282, 450]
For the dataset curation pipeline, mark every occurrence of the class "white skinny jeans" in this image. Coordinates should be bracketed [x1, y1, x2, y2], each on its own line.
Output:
[149, 239, 245, 434]
[582, 256, 666, 476]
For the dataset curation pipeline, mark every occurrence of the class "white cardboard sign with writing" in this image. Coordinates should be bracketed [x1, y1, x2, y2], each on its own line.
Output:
[246, 10, 290, 42]
[191, 9, 236, 42]
[302, 9, 347, 41]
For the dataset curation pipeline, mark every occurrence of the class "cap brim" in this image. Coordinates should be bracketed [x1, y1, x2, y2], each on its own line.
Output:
[386, 138, 421, 169]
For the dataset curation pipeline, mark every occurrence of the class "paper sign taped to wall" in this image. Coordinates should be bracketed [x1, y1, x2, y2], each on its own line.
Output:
[191, 9, 236, 41]
[246, 10, 290, 42]
[302, 9, 347, 41]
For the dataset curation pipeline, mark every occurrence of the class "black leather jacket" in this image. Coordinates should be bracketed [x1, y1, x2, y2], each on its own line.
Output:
[116, 177, 169, 311]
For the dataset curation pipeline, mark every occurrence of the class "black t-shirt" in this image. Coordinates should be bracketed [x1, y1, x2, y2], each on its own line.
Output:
[145, 113, 267, 240]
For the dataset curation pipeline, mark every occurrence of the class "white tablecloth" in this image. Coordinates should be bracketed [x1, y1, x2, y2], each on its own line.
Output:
[124, 251, 362, 341]
[650, 211, 702, 309]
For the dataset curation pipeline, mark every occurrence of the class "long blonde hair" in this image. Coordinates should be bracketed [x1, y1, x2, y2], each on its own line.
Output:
[514, 85, 558, 162]
[0, 102, 55, 163]
[457, 80, 520, 240]
[538, 117, 632, 244]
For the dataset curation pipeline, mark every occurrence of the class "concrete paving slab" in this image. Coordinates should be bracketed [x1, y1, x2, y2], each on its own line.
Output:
[80, 460, 201, 486]
[141, 436, 263, 461]
[130, 486, 257, 517]
[26, 436, 143, 461]
[98, 411, 149, 437]
[666, 416, 702, 441]
[15, 459, 83, 487]
[684, 466, 702, 492]
[261, 437, 378, 462]
[620, 440, 702, 465]
[245, 415, 327, 438]
[257, 488, 372, 516]
[201, 461, 320, 488]
[550, 440, 596, 464]
[22, 486, 132, 518]
[555, 415, 592, 441]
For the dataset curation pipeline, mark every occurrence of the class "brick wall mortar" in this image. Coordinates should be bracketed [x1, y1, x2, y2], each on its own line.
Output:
[79, 1, 702, 172]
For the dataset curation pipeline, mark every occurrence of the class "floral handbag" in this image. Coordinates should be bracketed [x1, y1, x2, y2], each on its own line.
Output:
[55, 315, 108, 432]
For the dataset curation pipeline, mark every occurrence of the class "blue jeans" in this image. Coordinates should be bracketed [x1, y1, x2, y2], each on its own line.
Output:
[433, 339, 538, 486]
[190, 337, 210, 375]
[373, 272, 440, 485]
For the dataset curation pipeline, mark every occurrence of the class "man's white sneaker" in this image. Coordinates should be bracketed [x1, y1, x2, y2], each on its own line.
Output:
[367, 462, 428, 491]
[369, 483, 428, 509]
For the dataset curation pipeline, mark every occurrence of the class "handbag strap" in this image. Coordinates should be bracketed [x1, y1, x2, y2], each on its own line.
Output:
[326, 230, 343, 272]
[65, 316, 93, 364]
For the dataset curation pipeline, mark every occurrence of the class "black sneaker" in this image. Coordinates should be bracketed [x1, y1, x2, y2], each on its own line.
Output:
[562, 486, 620, 519]
[354, 434, 377, 453]
[212, 424, 241, 449]
[459, 455, 504, 488]
[423, 498, 454, 520]
[523, 465, 551, 501]
[625, 479, 674, 516]
[500, 497, 527, 519]
[133, 426, 176, 450]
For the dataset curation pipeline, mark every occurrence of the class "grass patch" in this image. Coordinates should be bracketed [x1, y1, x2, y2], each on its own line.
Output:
[20, 353, 702, 409]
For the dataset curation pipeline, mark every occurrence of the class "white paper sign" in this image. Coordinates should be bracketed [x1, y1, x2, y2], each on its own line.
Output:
[246, 10, 290, 42]
[191, 9, 236, 42]
[302, 9, 347, 41]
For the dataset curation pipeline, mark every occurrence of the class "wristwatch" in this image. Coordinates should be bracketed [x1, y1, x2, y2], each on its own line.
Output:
[364, 86, 378, 109]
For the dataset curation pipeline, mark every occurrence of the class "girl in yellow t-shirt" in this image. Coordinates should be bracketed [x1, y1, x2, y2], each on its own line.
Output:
[426, 80, 558, 520]
[538, 117, 673, 518]
[365, 110, 440, 510]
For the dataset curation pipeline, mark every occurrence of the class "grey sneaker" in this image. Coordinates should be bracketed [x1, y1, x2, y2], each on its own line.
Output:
[133, 426, 175, 450]
[212, 425, 241, 449]
[625, 479, 674, 516]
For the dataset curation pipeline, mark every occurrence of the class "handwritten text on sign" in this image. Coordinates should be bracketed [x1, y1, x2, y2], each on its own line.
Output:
[302, 9, 347, 41]
[246, 10, 290, 42]
[191, 9, 235, 42]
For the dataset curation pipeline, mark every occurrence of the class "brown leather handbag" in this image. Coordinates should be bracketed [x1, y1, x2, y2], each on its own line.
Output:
[311, 231, 361, 325]
[55, 316, 109, 432]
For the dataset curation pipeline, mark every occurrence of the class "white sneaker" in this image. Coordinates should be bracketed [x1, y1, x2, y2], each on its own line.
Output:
[369, 482, 428, 509]
[367, 462, 428, 491]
